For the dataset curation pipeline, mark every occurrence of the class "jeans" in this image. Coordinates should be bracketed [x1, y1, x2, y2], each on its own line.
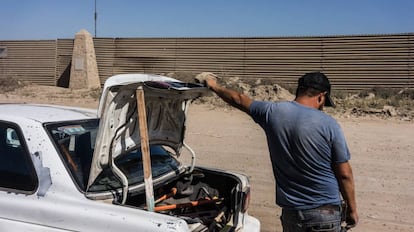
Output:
[280, 205, 342, 232]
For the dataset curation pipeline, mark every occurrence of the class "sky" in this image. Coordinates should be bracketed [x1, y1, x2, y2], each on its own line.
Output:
[1, 0, 413, 40]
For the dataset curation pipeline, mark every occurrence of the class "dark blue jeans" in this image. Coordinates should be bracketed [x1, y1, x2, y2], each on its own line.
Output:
[281, 205, 342, 232]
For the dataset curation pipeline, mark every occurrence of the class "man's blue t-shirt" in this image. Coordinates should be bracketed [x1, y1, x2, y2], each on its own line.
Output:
[250, 101, 350, 210]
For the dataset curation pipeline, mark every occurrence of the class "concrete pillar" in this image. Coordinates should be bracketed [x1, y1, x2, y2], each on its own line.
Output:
[69, 29, 101, 89]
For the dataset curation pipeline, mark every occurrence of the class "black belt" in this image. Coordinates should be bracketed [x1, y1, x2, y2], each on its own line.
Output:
[315, 204, 341, 211]
[283, 204, 341, 211]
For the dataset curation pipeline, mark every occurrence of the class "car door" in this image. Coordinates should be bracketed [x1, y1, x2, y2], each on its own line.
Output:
[0, 120, 191, 232]
[0, 121, 67, 231]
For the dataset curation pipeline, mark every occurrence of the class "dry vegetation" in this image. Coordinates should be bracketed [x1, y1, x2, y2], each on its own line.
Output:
[165, 72, 414, 121]
[1, 74, 413, 232]
[1, 74, 413, 121]
[175, 73, 414, 121]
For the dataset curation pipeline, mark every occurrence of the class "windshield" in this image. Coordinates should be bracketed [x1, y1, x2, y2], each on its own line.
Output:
[45, 119, 181, 192]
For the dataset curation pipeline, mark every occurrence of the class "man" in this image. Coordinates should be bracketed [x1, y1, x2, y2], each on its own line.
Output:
[196, 72, 358, 231]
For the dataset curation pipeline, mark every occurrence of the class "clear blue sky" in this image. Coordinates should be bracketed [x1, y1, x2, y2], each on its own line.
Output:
[1, 0, 413, 40]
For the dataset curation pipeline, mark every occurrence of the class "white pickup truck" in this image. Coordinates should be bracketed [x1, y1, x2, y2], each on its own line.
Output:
[0, 74, 260, 232]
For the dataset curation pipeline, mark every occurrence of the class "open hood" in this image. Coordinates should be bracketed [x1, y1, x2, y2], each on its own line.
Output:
[87, 74, 208, 190]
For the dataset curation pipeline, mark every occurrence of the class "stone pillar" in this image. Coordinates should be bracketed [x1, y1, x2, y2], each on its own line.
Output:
[69, 29, 101, 89]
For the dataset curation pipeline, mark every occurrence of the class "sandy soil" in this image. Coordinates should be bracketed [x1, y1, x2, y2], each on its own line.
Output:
[185, 105, 414, 232]
[1, 85, 413, 232]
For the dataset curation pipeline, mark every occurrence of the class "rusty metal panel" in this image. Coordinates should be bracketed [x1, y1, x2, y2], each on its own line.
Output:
[1, 33, 412, 90]
[174, 38, 245, 76]
[112, 38, 177, 75]
[321, 34, 413, 89]
[88, 34, 414, 90]
[93, 38, 116, 83]
[55, 39, 74, 87]
[0, 40, 56, 85]
[243, 37, 322, 82]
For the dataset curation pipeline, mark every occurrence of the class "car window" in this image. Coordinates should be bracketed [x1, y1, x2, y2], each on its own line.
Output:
[45, 119, 181, 192]
[88, 146, 180, 192]
[0, 122, 38, 193]
[46, 120, 99, 191]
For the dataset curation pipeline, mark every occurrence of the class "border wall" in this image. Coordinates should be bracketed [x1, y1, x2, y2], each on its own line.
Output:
[1, 33, 413, 90]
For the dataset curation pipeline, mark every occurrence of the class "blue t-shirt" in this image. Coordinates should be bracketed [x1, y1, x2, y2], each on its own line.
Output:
[250, 101, 350, 210]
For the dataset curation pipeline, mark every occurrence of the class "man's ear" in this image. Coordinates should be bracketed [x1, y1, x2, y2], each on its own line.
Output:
[317, 93, 324, 105]
[317, 92, 326, 110]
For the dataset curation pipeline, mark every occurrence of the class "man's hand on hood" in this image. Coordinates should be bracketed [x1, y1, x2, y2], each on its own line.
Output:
[195, 72, 219, 88]
[195, 72, 253, 114]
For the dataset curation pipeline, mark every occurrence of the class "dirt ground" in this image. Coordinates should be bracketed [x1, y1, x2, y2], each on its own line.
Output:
[185, 105, 414, 232]
[1, 83, 413, 232]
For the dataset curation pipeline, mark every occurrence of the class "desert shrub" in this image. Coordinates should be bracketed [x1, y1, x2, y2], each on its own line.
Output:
[331, 90, 353, 99]
[358, 89, 372, 98]
[371, 87, 400, 99]
[396, 89, 414, 100]
[0, 76, 25, 92]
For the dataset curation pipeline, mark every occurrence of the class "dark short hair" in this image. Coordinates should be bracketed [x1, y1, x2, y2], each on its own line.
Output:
[296, 72, 335, 107]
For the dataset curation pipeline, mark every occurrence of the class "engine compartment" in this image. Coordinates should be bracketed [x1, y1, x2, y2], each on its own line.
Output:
[125, 167, 242, 232]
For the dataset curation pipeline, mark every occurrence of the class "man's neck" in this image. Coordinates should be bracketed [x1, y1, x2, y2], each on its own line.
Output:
[294, 96, 321, 110]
